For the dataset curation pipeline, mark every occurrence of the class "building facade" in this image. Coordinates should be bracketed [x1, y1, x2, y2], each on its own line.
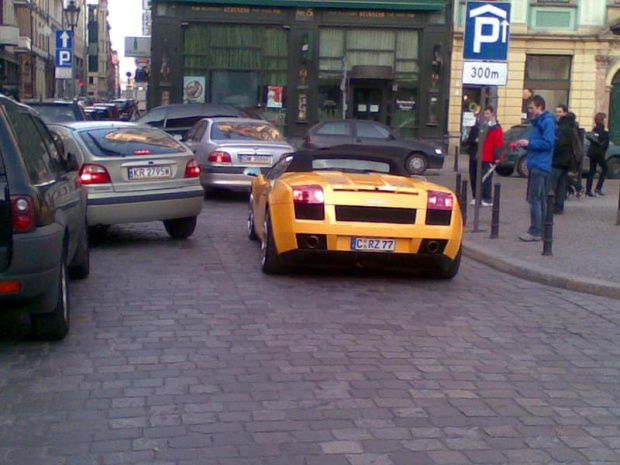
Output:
[449, 0, 620, 147]
[149, 0, 450, 141]
[86, 0, 113, 99]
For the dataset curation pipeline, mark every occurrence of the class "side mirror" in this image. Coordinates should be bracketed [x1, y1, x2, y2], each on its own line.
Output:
[66, 152, 80, 172]
[243, 167, 261, 177]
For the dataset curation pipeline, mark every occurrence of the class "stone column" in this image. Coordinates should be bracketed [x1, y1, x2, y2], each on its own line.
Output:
[595, 55, 613, 117]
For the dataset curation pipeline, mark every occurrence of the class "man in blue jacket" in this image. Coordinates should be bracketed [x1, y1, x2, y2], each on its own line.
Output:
[515, 95, 556, 242]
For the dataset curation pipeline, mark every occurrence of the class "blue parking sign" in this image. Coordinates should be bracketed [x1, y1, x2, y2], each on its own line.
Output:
[55, 30, 73, 50]
[463, 2, 511, 61]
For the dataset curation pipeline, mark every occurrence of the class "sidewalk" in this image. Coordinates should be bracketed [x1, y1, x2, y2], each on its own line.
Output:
[430, 168, 620, 299]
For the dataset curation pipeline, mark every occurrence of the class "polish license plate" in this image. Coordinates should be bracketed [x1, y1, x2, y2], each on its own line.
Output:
[351, 237, 395, 252]
[239, 154, 272, 164]
[128, 166, 172, 180]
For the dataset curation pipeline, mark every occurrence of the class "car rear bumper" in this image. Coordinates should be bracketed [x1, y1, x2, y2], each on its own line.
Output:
[87, 187, 204, 225]
[201, 166, 269, 190]
[0, 223, 63, 313]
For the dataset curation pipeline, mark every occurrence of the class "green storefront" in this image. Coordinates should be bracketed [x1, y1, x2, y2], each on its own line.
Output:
[150, 0, 448, 141]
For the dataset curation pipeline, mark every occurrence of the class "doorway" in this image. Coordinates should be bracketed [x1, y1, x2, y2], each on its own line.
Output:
[350, 81, 389, 124]
[610, 71, 620, 145]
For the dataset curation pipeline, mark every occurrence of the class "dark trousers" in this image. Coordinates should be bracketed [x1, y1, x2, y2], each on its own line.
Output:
[547, 167, 568, 212]
[586, 154, 608, 193]
[468, 157, 493, 202]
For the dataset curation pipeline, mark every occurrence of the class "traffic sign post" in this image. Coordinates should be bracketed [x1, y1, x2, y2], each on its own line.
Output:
[462, 1, 511, 232]
[54, 30, 74, 93]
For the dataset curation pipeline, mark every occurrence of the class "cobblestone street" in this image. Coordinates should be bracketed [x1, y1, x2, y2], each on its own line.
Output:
[1, 193, 619, 465]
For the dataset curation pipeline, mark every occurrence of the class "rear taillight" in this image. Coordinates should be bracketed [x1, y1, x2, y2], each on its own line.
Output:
[426, 191, 453, 226]
[293, 185, 324, 204]
[185, 158, 201, 178]
[10, 195, 36, 233]
[427, 191, 454, 211]
[207, 151, 232, 163]
[304, 136, 312, 146]
[79, 164, 111, 185]
[293, 185, 325, 220]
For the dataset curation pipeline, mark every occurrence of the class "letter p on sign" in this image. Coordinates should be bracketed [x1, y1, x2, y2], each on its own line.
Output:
[463, 2, 511, 62]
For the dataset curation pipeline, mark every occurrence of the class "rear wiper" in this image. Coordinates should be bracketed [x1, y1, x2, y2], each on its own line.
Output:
[87, 133, 125, 156]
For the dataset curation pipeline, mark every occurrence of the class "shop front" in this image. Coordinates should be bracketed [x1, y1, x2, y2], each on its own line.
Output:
[150, 0, 448, 141]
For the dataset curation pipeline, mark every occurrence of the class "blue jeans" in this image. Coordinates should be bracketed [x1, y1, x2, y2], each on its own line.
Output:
[527, 168, 548, 237]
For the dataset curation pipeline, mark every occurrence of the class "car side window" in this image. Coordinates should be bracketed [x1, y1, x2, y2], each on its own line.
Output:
[32, 117, 64, 169]
[140, 108, 166, 127]
[12, 112, 58, 184]
[357, 122, 391, 139]
[265, 156, 293, 181]
[316, 122, 350, 136]
[195, 121, 208, 141]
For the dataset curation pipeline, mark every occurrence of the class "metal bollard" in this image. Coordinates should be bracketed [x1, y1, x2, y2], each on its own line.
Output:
[490, 183, 501, 239]
[460, 179, 468, 227]
[617, 186, 620, 226]
[455, 173, 462, 200]
[542, 193, 555, 256]
[453, 146, 459, 172]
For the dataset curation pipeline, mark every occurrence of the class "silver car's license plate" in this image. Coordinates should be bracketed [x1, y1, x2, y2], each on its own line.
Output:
[128, 166, 172, 180]
[239, 154, 272, 164]
[351, 237, 396, 252]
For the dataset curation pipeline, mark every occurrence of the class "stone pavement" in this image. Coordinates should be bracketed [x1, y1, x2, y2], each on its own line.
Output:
[429, 167, 620, 300]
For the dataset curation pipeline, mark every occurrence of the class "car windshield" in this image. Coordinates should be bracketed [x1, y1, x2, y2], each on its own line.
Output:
[211, 122, 284, 142]
[79, 127, 186, 157]
[312, 158, 390, 174]
[31, 106, 76, 123]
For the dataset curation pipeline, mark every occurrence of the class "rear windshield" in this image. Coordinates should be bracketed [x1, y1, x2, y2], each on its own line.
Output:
[312, 158, 390, 173]
[211, 122, 284, 142]
[79, 127, 186, 157]
[30, 105, 77, 123]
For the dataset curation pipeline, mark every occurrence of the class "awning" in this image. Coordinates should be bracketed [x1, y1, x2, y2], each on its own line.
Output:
[168, 0, 445, 11]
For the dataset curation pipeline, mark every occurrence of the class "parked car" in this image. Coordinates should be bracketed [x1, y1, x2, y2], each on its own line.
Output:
[302, 120, 444, 175]
[137, 103, 263, 140]
[182, 118, 294, 192]
[25, 100, 88, 124]
[496, 122, 620, 179]
[111, 98, 141, 121]
[0, 95, 89, 340]
[50, 122, 204, 239]
[245, 145, 462, 278]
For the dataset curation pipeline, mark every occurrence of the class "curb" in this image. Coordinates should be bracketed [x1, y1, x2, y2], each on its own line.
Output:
[463, 241, 620, 300]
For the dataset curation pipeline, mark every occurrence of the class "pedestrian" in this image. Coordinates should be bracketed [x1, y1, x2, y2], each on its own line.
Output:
[466, 116, 480, 200]
[548, 104, 576, 214]
[585, 112, 610, 197]
[514, 95, 556, 242]
[566, 114, 585, 198]
[468, 106, 504, 206]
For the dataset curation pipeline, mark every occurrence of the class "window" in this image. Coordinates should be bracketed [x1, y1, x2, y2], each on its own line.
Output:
[524, 55, 572, 109]
[11, 112, 58, 184]
[316, 121, 350, 136]
[312, 158, 390, 173]
[356, 122, 390, 139]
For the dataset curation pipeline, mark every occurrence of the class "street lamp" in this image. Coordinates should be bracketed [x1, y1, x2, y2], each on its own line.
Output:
[63, 0, 80, 99]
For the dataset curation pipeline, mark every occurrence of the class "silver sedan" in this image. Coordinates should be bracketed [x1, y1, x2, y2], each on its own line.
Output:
[50, 122, 204, 239]
[183, 118, 294, 191]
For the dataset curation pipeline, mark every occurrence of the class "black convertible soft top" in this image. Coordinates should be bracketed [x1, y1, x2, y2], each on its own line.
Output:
[286, 145, 411, 177]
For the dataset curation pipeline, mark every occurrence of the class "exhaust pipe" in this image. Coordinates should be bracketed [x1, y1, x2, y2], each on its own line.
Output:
[426, 240, 440, 254]
[306, 235, 320, 249]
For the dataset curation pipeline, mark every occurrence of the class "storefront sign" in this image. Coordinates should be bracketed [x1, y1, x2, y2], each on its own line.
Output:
[462, 111, 477, 128]
[297, 92, 308, 122]
[462, 61, 508, 86]
[190, 5, 282, 14]
[267, 86, 283, 108]
[325, 10, 415, 19]
[183, 76, 206, 103]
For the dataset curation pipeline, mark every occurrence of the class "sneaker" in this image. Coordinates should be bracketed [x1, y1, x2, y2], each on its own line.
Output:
[595, 189, 605, 196]
[585, 191, 595, 197]
[519, 233, 542, 242]
[469, 199, 476, 206]
[481, 200, 493, 207]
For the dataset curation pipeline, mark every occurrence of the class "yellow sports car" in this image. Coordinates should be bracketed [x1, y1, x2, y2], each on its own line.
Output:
[245, 146, 463, 278]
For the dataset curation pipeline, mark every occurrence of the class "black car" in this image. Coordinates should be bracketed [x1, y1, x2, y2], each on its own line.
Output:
[302, 120, 444, 175]
[137, 103, 263, 139]
[24, 100, 88, 124]
[0, 95, 89, 340]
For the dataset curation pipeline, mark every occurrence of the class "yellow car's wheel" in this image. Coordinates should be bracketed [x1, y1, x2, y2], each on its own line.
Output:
[433, 247, 461, 280]
[261, 212, 287, 275]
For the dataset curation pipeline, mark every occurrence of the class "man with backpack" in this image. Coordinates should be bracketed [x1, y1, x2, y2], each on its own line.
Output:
[548, 105, 582, 214]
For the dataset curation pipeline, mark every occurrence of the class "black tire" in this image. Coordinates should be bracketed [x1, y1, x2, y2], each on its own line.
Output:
[495, 164, 514, 177]
[31, 249, 70, 341]
[606, 157, 620, 179]
[164, 216, 197, 240]
[248, 209, 258, 241]
[261, 212, 287, 275]
[432, 248, 461, 280]
[69, 223, 90, 280]
[405, 152, 428, 175]
[516, 156, 528, 177]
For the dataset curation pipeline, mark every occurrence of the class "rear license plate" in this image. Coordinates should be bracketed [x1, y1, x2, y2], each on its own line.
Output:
[128, 166, 172, 180]
[239, 154, 272, 164]
[351, 237, 395, 252]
